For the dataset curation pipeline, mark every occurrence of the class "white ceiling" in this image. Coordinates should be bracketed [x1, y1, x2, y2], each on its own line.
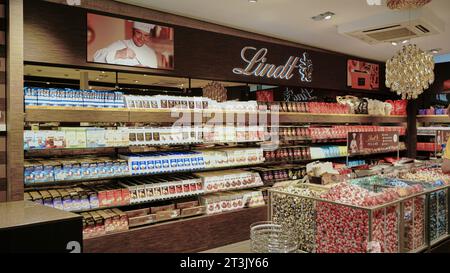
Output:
[116, 0, 450, 61]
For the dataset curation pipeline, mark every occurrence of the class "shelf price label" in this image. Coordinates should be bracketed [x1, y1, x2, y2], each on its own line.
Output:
[347, 131, 400, 156]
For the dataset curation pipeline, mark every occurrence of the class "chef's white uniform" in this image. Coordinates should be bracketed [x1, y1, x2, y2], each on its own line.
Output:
[93, 39, 158, 68]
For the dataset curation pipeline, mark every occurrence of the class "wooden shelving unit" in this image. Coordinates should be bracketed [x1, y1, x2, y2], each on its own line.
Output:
[25, 106, 407, 124]
[417, 115, 450, 123]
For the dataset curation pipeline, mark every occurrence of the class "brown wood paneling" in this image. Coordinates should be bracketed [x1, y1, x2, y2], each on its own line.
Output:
[43, 0, 328, 54]
[25, 147, 116, 158]
[0, 84, 5, 98]
[25, 0, 389, 92]
[0, 190, 5, 202]
[0, 164, 6, 178]
[25, 106, 129, 123]
[84, 206, 268, 253]
[417, 115, 450, 123]
[0, 177, 6, 191]
[7, 0, 24, 201]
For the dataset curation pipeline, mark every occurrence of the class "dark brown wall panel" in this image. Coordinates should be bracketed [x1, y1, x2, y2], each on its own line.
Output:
[84, 206, 268, 253]
[25, 0, 389, 93]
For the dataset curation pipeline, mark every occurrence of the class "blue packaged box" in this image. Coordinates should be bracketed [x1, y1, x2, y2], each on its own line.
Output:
[24, 161, 36, 185]
[147, 159, 155, 172]
[81, 162, 91, 179]
[24, 87, 38, 106]
[115, 92, 125, 108]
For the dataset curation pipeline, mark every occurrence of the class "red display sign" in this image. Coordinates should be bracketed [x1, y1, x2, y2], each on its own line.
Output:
[444, 80, 450, 91]
[347, 60, 379, 91]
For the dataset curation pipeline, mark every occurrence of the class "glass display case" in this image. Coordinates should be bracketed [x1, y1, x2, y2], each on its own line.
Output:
[348, 176, 427, 253]
[268, 184, 402, 253]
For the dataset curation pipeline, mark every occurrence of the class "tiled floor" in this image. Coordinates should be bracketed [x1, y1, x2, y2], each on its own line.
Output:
[201, 240, 251, 253]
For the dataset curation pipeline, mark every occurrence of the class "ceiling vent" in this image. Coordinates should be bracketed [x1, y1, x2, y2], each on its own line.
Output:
[338, 8, 445, 44]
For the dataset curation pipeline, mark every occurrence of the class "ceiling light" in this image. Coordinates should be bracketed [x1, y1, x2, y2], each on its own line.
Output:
[429, 48, 442, 54]
[96, 78, 100, 81]
[135, 80, 139, 83]
[312, 12, 335, 21]
[248, 0, 257, 3]
[402, 39, 409, 44]
[101, 71, 105, 74]
[391, 41, 398, 46]
[143, 74, 147, 77]
[46, 82, 50, 85]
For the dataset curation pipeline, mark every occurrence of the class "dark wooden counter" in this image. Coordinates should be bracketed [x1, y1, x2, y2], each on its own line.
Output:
[0, 201, 83, 253]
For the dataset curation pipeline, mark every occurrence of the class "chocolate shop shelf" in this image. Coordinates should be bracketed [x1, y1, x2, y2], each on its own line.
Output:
[68, 184, 266, 214]
[82, 205, 268, 253]
[25, 106, 407, 125]
[23, 162, 267, 188]
[25, 149, 408, 189]
[417, 115, 450, 124]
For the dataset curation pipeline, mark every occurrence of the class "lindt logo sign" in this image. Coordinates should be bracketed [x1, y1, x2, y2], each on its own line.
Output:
[232, 47, 313, 82]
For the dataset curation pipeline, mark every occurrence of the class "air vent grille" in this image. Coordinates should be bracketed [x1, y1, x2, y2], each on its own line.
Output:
[363, 25, 401, 33]
[416, 24, 430, 33]
[366, 27, 417, 41]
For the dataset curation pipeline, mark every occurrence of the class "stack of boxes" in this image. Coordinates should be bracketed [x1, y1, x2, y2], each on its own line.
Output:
[24, 87, 125, 108]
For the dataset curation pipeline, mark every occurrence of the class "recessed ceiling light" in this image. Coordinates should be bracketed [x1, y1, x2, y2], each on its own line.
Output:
[312, 12, 335, 21]
[134, 80, 139, 83]
[96, 78, 100, 81]
[46, 82, 50, 85]
[101, 71, 105, 74]
[391, 41, 398, 46]
[143, 74, 147, 77]
[402, 39, 409, 44]
[429, 48, 442, 54]
[248, 0, 257, 3]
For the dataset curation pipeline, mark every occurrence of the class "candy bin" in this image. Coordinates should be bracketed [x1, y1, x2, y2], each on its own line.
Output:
[269, 183, 402, 253]
[268, 185, 326, 253]
[396, 168, 450, 245]
[349, 176, 427, 252]
[316, 183, 401, 253]
[428, 188, 448, 244]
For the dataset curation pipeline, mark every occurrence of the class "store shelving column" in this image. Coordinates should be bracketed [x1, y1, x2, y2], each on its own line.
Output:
[6, 0, 24, 201]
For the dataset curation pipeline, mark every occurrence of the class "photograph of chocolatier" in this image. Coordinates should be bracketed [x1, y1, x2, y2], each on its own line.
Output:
[88, 13, 174, 70]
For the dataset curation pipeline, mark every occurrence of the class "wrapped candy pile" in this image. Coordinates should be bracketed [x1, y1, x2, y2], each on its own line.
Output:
[429, 190, 448, 241]
[397, 169, 448, 242]
[349, 177, 426, 252]
[271, 186, 323, 253]
[398, 168, 450, 187]
[316, 183, 400, 253]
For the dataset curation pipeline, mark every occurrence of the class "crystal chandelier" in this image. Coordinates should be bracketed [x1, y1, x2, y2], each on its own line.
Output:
[387, 0, 432, 9]
[386, 44, 435, 99]
[385, 0, 435, 100]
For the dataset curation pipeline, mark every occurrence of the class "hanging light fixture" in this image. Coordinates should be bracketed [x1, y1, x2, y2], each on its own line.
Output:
[385, 0, 435, 100]
[386, 45, 435, 99]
